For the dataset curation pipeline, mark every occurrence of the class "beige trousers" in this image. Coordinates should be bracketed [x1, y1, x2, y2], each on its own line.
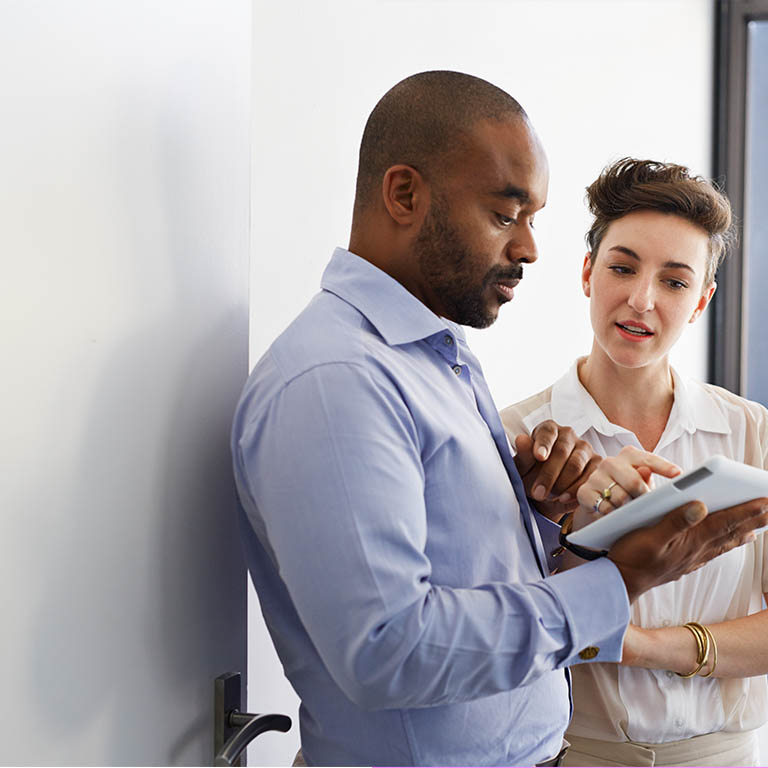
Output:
[563, 729, 759, 767]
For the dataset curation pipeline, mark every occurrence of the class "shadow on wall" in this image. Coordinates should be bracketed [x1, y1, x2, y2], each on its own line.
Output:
[27, 98, 248, 765]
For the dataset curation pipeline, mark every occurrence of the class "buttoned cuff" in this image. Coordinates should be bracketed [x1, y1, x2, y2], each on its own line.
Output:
[545, 557, 630, 666]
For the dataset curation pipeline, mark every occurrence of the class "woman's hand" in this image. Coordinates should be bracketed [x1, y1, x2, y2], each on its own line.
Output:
[574, 446, 682, 531]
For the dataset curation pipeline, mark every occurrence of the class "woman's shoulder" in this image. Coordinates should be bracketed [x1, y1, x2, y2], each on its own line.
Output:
[500, 385, 555, 438]
[693, 381, 768, 467]
[695, 380, 768, 425]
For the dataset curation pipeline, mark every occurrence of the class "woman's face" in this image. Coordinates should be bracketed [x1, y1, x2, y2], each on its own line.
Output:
[583, 210, 716, 371]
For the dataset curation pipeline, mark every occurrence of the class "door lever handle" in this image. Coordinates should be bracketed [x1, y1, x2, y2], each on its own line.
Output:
[214, 672, 292, 767]
[215, 711, 291, 766]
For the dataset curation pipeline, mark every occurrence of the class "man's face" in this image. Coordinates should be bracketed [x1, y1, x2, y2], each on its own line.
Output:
[414, 117, 549, 328]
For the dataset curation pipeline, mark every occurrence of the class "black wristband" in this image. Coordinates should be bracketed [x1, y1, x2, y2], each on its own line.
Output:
[558, 527, 608, 561]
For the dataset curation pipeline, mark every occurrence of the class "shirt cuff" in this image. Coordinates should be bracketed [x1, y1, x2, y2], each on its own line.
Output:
[532, 509, 564, 574]
[545, 557, 630, 666]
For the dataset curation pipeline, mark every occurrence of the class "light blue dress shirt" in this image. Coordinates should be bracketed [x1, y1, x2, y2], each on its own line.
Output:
[232, 248, 630, 766]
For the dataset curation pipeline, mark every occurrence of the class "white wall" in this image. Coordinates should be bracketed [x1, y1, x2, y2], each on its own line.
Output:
[249, 1, 717, 764]
[1, 1, 251, 764]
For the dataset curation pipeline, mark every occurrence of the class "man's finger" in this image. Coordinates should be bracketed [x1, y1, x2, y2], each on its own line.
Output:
[558, 454, 603, 502]
[697, 497, 768, 543]
[530, 420, 561, 461]
[531, 441, 592, 500]
[513, 433, 537, 476]
[666, 500, 708, 531]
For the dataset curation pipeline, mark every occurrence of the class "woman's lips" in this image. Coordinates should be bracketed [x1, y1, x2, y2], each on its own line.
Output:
[615, 322, 654, 342]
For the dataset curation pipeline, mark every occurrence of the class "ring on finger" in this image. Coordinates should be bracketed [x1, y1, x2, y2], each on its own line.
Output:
[593, 495, 612, 516]
[601, 481, 618, 501]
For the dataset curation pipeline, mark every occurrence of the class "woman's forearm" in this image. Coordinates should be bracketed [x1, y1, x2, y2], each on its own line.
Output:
[621, 605, 768, 678]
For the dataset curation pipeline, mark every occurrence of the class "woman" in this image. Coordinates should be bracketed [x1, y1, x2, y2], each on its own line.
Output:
[502, 158, 768, 767]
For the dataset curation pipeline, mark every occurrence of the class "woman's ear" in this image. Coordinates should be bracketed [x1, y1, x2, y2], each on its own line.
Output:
[689, 281, 717, 323]
[581, 253, 593, 297]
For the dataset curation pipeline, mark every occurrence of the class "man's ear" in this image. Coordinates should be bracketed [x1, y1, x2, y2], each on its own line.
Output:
[581, 253, 593, 297]
[689, 281, 717, 323]
[381, 165, 429, 227]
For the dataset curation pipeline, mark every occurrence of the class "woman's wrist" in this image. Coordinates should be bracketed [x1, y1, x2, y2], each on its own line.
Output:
[621, 624, 701, 674]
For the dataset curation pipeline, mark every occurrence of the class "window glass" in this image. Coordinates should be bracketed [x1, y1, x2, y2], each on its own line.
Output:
[745, 20, 768, 405]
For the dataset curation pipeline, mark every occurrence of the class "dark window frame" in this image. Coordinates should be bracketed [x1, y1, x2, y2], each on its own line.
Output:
[711, 0, 768, 391]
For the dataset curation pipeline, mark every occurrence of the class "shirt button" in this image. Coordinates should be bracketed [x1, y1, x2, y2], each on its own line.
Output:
[578, 646, 599, 660]
[662, 619, 671, 627]
[674, 718, 684, 728]
[452, 365, 462, 376]
[443, 334, 454, 346]
[666, 670, 675, 679]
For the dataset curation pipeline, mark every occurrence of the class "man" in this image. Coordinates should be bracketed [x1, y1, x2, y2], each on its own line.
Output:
[232, 71, 767, 766]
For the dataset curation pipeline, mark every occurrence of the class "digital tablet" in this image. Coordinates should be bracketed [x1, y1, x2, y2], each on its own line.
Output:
[566, 455, 768, 551]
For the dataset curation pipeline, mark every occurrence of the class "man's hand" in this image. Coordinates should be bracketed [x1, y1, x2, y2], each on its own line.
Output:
[514, 420, 601, 519]
[609, 498, 768, 603]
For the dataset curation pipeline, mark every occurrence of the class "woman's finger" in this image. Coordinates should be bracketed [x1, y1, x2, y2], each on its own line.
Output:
[616, 446, 681, 479]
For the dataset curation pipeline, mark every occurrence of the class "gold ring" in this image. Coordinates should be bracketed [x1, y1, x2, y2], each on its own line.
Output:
[601, 481, 618, 501]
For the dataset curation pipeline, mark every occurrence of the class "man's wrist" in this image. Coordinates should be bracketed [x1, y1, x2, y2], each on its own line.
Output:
[607, 560, 648, 604]
[558, 514, 607, 561]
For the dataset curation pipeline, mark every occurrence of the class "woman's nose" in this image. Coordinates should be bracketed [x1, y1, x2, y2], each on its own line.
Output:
[628, 281, 654, 312]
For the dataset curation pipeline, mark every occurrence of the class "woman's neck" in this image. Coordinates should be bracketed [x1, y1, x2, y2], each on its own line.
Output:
[578, 342, 675, 452]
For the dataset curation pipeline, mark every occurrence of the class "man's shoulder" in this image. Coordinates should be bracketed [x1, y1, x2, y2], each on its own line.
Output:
[237, 290, 395, 419]
[268, 290, 382, 381]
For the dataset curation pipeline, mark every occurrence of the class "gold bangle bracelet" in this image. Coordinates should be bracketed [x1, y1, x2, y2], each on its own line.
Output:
[690, 622, 711, 673]
[699, 624, 718, 678]
[675, 621, 710, 678]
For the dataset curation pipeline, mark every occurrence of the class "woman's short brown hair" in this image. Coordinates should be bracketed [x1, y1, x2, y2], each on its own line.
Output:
[585, 158, 735, 286]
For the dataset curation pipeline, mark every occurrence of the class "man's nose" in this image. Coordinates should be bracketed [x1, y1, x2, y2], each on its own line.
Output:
[507, 224, 538, 264]
[628, 279, 655, 312]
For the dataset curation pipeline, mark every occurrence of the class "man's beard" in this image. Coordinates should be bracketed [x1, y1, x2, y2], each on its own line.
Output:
[415, 198, 523, 328]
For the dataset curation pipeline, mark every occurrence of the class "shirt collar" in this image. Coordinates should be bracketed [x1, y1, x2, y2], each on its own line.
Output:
[320, 247, 465, 346]
[543, 358, 732, 440]
[547, 359, 628, 438]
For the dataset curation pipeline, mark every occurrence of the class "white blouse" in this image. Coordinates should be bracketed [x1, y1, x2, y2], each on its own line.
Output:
[501, 360, 768, 744]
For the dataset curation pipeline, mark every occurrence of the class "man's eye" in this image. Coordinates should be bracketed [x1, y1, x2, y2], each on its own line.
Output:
[497, 213, 516, 226]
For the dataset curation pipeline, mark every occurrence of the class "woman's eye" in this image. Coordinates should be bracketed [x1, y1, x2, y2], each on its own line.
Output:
[608, 265, 632, 275]
[666, 279, 688, 290]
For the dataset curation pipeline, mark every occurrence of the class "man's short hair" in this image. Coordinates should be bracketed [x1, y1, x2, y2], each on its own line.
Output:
[353, 71, 526, 214]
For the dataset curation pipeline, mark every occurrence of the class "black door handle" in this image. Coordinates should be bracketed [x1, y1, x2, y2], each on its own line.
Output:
[214, 672, 292, 767]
